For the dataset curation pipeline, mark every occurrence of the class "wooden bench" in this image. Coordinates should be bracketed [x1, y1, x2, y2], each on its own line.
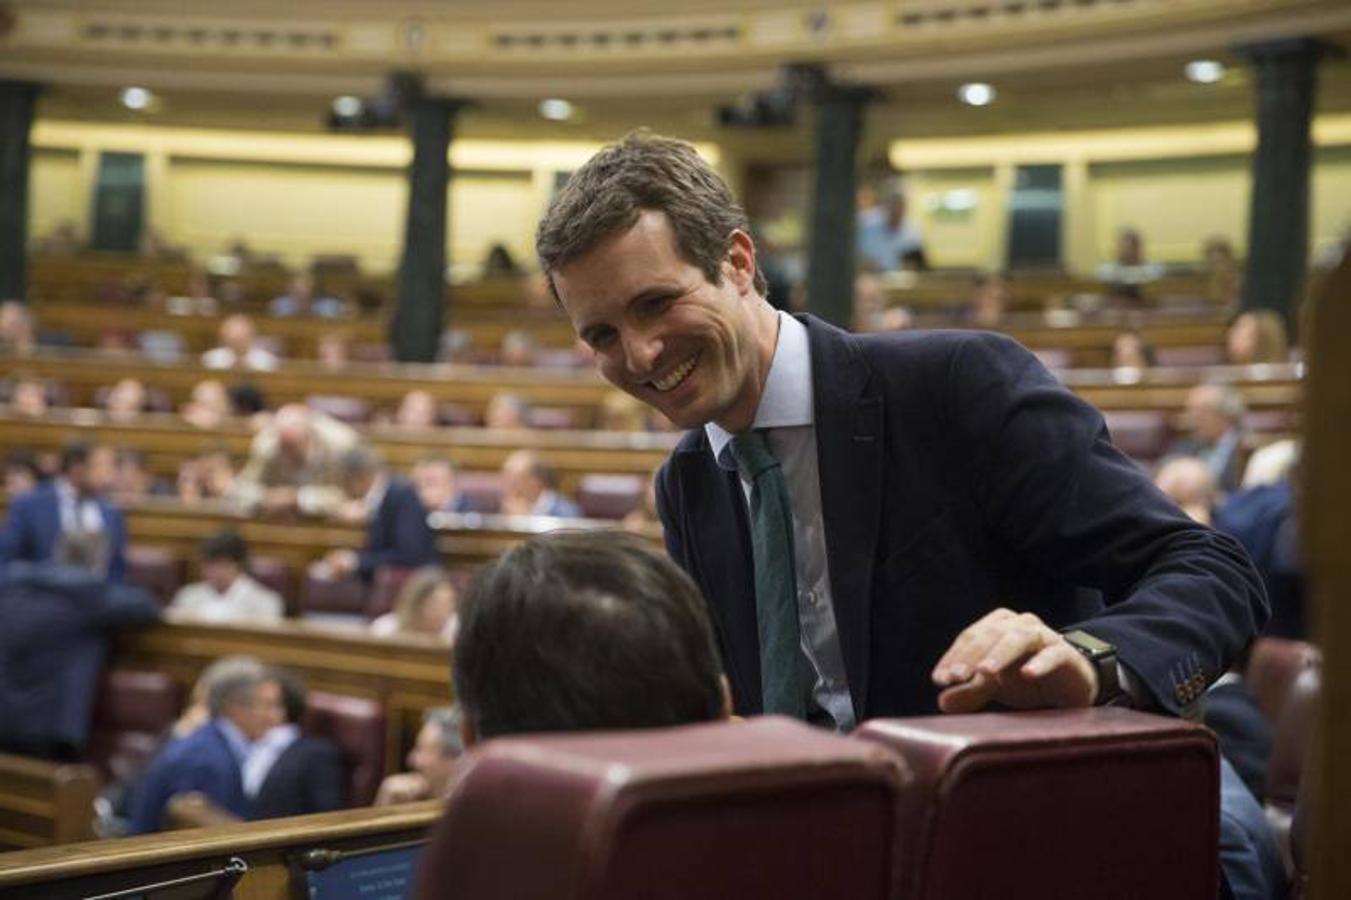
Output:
[0, 800, 442, 899]
[0, 754, 99, 851]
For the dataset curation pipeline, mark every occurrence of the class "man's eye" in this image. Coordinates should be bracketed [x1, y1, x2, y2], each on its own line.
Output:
[587, 330, 616, 350]
[642, 295, 673, 315]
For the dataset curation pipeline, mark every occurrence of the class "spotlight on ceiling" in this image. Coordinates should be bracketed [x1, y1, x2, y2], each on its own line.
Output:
[332, 95, 364, 118]
[957, 82, 995, 107]
[538, 98, 574, 121]
[120, 87, 153, 111]
[1185, 60, 1226, 84]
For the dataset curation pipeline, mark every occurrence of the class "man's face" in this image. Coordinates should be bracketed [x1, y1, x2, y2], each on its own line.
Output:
[408, 721, 456, 795]
[229, 680, 286, 741]
[553, 211, 774, 432]
[413, 462, 455, 510]
[202, 558, 241, 594]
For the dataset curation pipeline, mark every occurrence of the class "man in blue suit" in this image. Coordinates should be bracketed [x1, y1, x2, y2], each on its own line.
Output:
[127, 657, 285, 834]
[320, 446, 439, 582]
[537, 133, 1266, 727]
[0, 441, 127, 582]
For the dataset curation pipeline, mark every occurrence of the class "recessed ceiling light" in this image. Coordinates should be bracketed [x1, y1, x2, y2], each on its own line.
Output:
[957, 82, 995, 107]
[1185, 60, 1225, 84]
[539, 98, 574, 121]
[120, 87, 153, 111]
[332, 95, 363, 117]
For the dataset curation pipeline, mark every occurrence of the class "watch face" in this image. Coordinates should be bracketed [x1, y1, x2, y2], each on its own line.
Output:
[1064, 630, 1114, 658]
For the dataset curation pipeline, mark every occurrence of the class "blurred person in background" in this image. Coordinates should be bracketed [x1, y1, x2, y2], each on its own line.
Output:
[104, 378, 150, 422]
[202, 315, 280, 372]
[7, 375, 49, 417]
[180, 379, 233, 430]
[177, 447, 236, 506]
[483, 391, 532, 430]
[3, 451, 41, 498]
[1225, 310, 1289, 366]
[499, 329, 539, 367]
[316, 331, 351, 370]
[411, 455, 473, 515]
[369, 567, 458, 641]
[373, 706, 462, 806]
[0, 301, 37, 355]
[1168, 384, 1247, 493]
[499, 450, 579, 518]
[966, 272, 1010, 328]
[229, 404, 363, 516]
[109, 448, 171, 503]
[393, 389, 440, 430]
[170, 530, 283, 624]
[1153, 456, 1220, 526]
[856, 183, 924, 273]
[317, 447, 438, 581]
[1111, 330, 1157, 369]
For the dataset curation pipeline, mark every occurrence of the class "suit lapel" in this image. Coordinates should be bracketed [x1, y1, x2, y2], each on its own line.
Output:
[803, 315, 883, 720]
[669, 441, 762, 712]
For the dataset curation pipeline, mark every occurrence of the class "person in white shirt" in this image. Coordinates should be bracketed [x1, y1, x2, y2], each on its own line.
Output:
[201, 315, 279, 372]
[171, 531, 283, 623]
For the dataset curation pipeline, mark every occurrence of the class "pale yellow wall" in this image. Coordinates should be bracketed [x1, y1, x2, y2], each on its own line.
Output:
[166, 158, 407, 270]
[27, 148, 84, 242]
[905, 167, 1001, 269]
[1313, 146, 1351, 259]
[449, 171, 537, 273]
[1086, 155, 1251, 265]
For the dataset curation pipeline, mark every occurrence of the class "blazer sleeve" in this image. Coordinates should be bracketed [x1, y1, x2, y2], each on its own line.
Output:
[0, 493, 34, 564]
[103, 504, 128, 583]
[944, 333, 1267, 714]
[358, 486, 437, 580]
[302, 740, 348, 814]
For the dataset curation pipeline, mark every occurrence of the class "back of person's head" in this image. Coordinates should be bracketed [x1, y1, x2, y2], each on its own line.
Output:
[453, 530, 726, 741]
[54, 530, 110, 573]
[338, 445, 384, 489]
[393, 566, 456, 635]
[204, 656, 269, 717]
[200, 530, 249, 567]
[536, 131, 767, 296]
[60, 440, 93, 475]
[423, 706, 464, 760]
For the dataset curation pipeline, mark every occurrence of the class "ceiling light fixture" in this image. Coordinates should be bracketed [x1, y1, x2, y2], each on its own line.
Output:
[539, 98, 574, 121]
[957, 82, 995, 107]
[1185, 60, 1225, 84]
[120, 87, 153, 111]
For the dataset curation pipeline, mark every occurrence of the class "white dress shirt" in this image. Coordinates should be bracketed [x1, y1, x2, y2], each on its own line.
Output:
[705, 312, 856, 731]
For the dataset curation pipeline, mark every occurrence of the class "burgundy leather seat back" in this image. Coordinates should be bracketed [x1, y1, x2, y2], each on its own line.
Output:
[1103, 410, 1172, 463]
[853, 709, 1219, 900]
[1247, 638, 1320, 724]
[300, 573, 368, 618]
[576, 473, 645, 520]
[366, 565, 417, 619]
[1264, 663, 1319, 875]
[303, 691, 386, 807]
[125, 545, 183, 607]
[413, 718, 909, 900]
[87, 669, 183, 784]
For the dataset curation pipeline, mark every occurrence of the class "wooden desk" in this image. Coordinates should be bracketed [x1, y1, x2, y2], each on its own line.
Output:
[0, 800, 442, 899]
[0, 411, 677, 495]
[0, 755, 99, 852]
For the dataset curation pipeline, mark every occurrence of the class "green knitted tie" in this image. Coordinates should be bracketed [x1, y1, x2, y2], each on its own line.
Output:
[730, 429, 806, 719]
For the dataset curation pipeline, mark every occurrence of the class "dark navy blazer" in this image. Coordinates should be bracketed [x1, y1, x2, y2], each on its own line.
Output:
[0, 482, 128, 582]
[128, 721, 250, 834]
[358, 477, 439, 581]
[657, 316, 1267, 722]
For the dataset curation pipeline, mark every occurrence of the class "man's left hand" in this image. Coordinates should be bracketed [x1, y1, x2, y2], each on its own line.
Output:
[931, 608, 1098, 713]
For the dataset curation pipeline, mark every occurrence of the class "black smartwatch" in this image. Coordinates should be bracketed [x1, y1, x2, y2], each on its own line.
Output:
[1062, 630, 1126, 706]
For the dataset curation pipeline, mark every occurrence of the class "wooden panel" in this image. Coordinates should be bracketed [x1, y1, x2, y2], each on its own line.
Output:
[0, 801, 442, 900]
[0, 755, 99, 851]
[1303, 254, 1350, 900]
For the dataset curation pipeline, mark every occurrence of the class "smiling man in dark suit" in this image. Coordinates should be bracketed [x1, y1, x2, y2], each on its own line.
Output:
[537, 133, 1267, 733]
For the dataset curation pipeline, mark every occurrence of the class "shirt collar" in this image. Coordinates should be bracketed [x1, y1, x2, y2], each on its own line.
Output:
[215, 717, 255, 763]
[705, 312, 813, 470]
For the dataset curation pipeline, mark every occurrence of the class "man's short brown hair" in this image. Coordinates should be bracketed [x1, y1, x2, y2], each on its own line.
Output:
[536, 131, 767, 296]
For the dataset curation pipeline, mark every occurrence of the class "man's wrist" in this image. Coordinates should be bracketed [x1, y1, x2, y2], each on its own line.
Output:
[1061, 630, 1127, 706]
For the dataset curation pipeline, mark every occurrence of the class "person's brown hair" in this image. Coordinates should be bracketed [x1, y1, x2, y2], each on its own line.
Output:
[536, 131, 767, 296]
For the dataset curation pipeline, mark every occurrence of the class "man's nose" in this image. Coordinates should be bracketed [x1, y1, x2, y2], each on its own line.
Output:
[622, 327, 662, 376]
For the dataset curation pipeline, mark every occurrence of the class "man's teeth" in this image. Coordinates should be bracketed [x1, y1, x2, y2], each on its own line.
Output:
[652, 355, 698, 392]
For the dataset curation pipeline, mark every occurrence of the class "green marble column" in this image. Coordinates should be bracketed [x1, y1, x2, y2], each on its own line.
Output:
[805, 79, 872, 328]
[0, 81, 40, 302]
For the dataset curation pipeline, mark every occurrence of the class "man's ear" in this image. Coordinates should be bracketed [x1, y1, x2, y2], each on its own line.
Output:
[459, 710, 478, 749]
[717, 675, 734, 721]
[724, 229, 758, 295]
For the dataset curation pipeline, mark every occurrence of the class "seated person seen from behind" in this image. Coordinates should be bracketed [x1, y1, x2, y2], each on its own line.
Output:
[0, 531, 159, 761]
[317, 446, 439, 582]
[499, 450, 580, 518]
[451, 530, 730, 748]
[1226, 310, 1289, 366]
[201, 314, 280, 372]
[411, 455, 474, 515]
[127, 657, 285, 833]
[369, 566, 458, 641]
[374, 706, 463, 805]
[0, 440, 127, 581]
[166, 667, 347, 826]
[170, 530, 284, 624]
[229, 403, 363, 517]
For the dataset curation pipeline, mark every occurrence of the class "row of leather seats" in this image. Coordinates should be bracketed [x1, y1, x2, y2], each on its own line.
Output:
[89, 669, 387, 809]
[413, 708, 1223, 900]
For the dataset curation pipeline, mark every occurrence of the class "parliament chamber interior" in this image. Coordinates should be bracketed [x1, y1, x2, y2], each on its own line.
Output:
[0, 0, 1348, 898]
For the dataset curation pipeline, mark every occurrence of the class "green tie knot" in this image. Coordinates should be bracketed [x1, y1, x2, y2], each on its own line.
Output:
[730, 430, 778, 479]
